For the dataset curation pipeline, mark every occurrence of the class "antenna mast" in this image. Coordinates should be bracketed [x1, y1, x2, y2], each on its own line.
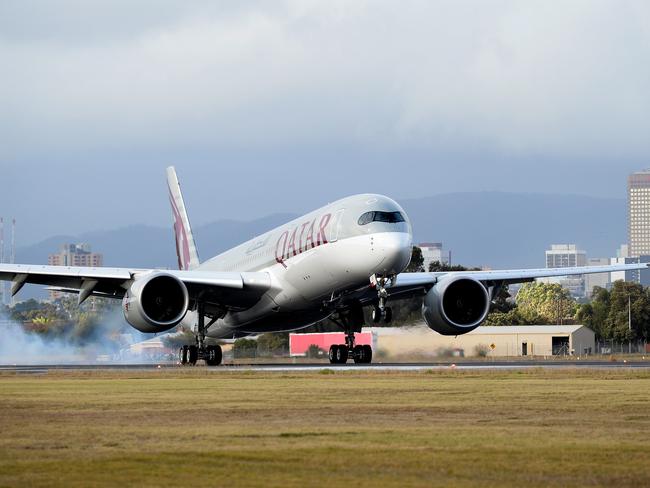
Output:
[10, 219, 15, 306]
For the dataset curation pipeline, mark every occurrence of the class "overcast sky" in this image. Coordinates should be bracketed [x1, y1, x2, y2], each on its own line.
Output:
[1, 0, 649, 244]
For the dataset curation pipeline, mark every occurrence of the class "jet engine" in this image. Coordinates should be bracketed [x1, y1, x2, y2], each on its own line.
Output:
[422, 275, 490, 336]
[122, 273, 189, 333]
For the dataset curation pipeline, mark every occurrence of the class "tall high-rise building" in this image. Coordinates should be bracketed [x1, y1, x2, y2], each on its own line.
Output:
[628, 170, 650, 257]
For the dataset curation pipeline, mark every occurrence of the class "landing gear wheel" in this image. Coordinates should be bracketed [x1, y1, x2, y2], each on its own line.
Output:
[362, 344, 373, 364]
[205, 345, 222, 366]
[353, 345, 373, 363]
[372, 306, 382, 323]
[336, 345, 348, 363]
[179, 346, 188, 365]
[187, 345, 198, 365]
[353, 345, 364, 363]
[383, 307, 392, 324]
[329, 345, 349, 364]
[329, 345, 338, 364]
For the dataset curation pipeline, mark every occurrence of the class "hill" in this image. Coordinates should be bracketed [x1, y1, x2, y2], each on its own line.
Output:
[12, 192, 625, 299]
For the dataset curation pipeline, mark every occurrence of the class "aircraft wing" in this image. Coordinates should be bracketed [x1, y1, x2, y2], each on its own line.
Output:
[0, 264, 271, 312]
[346, 262, 650, 306]
[378, 262, 650, 300]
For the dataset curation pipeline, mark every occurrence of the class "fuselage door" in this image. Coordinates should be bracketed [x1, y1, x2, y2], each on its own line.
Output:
[329, 209, 345, 242]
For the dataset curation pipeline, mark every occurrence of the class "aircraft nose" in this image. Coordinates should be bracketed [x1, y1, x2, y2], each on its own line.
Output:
[372, 232, 412, 275]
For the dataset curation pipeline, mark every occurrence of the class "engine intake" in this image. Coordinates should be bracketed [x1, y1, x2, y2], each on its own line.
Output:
[422, 276, 490, 336]
[122, 273, 189, 333]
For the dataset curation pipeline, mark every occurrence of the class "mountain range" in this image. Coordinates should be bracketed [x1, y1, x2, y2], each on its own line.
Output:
[12, 192, 626, 299]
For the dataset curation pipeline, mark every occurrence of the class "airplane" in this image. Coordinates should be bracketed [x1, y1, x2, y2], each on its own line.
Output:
[0, 167, 646, 365]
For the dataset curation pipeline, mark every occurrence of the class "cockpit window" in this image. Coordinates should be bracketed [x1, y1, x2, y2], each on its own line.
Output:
[358, 211, 405, 225]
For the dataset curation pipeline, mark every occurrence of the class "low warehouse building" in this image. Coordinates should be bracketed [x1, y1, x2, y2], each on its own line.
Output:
[367, 323, 595, 358]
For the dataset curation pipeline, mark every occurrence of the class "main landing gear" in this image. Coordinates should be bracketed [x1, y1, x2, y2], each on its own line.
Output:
[328, 304, 373, 364]
[179, 344, 222, 366]
[179, 302, 223, 366]
[329, 342, 372, 364]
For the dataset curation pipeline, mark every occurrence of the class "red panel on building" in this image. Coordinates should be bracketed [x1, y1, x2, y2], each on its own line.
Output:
[290, 332, 372, 356]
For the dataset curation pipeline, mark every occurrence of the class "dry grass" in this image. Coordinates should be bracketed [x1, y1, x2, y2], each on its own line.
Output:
[1, 368, 649, 487]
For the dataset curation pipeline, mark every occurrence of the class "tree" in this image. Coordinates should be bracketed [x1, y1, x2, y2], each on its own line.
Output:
[605, 281, 650, 341]
[162, 328, 197, 349]
[428, 261, 481, 272]
[256, 333, 289, 355]
[233, 338, 257, 357]
[405, 246, 424, 272]
[484, 308, 540, 326]
[516, 282, 577, 324]
[306, 344, 325, 358]
[575, 281, 650, 341]
[575, 286, 610, 338]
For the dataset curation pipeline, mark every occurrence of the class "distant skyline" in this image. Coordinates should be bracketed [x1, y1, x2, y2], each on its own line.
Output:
[1, 1, 649, 244]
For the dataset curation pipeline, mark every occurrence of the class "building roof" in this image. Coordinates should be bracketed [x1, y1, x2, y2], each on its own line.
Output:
[472, 325, 588, 334]
[365, 323, 591, 336]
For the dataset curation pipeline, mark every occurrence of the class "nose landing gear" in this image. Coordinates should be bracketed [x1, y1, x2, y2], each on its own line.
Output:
[370, 274, 393, 324]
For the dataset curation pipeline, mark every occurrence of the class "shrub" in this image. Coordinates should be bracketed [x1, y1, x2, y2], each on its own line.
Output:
[474, 344, 490, 357]
[306, 344, 325, 358]
[233, 338, 258, 358]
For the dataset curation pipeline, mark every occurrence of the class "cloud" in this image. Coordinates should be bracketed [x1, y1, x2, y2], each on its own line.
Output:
[1, 0, 649, 161]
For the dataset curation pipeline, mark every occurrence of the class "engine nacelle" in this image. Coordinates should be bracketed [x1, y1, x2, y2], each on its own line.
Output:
[422, 276, 490, 336]
[122, 273, 189, 333]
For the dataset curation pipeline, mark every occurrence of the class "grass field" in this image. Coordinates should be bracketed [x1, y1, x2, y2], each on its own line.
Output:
[1, 369, 649, 487]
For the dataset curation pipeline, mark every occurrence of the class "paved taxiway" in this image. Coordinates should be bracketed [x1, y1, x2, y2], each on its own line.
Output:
[2, 360, 650, 374]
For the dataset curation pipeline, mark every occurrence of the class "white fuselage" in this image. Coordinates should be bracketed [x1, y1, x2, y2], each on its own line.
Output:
[191, 194, 413, 338]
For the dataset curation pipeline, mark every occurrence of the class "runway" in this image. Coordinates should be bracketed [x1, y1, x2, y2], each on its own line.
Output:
[2, 359, 650, 374]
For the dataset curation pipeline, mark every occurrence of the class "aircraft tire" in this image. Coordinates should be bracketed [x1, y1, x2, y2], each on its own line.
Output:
[206, 345, 222, 366]
[179, 346, 188, 365]
[188, 345, 198, 365]
[362, 345, 373, 364]
[329, 345, 339, 364]
[372, 306, 382, 323]
[353, 345, 364, 363]
[383, 307, 393, 323]
[337, 345, 348, 363]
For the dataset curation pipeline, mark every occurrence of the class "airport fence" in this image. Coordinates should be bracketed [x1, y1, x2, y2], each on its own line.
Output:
[231, 347, 291, 360]
[595, 340, 648, 355]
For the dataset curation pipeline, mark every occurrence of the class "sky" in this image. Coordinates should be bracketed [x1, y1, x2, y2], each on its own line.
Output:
[1, 0, 649, 245]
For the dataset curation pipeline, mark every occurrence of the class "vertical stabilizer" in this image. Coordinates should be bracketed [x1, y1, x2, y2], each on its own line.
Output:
[166, 166, 200, 270]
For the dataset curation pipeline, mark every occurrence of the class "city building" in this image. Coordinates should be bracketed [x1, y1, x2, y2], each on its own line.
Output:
[419, 242, 448, 271]
[584, 258, 611, 297]
[48, 243, 103, 267]
[545, 244, 587, 268]
[48, 243, 103, 300]
[610, 256, 650, 286]
[543, 244, 586, 297]
[628, 170, 650, 257]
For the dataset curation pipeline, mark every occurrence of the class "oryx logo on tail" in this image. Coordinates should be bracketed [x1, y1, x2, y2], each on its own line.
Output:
[166, 166, 200, 271]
